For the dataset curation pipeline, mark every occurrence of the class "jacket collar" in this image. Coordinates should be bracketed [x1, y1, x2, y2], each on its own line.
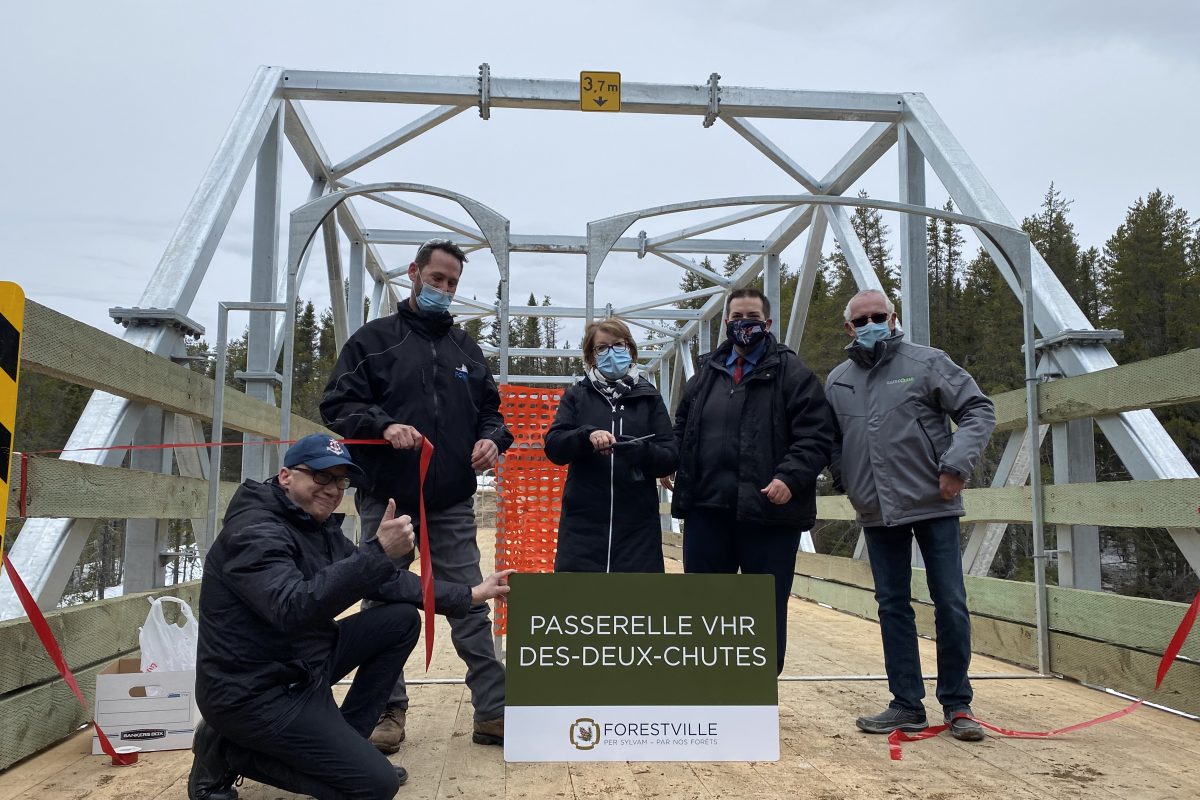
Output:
[398, 303, 453, 338]
[846, 328, 905, 370]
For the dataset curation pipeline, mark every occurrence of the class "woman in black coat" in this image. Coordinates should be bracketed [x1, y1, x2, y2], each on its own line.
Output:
[543, 318, 678, 572]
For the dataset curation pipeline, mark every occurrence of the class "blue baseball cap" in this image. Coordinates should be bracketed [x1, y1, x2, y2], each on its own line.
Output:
[283, 434, 366, 481]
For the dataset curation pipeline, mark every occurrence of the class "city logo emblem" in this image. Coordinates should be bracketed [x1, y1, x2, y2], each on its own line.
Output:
[569, 717, 600, 751]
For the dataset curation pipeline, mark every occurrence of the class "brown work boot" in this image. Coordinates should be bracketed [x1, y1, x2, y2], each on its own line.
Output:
[472, 715, 504, 746]
[369, 706, 406, 754]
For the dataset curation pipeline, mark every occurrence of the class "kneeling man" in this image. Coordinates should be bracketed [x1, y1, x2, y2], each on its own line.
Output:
[188, 434, 512, 800]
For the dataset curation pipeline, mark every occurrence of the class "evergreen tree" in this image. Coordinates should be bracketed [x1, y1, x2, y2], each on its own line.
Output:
[1103, 190, 1198, 362]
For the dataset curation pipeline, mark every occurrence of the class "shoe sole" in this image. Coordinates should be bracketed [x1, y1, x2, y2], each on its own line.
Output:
[471, 732, 503, 746]
[855, 720, 928, 735]
[948, 727, 985, 742]
[371, 737, 404, 755]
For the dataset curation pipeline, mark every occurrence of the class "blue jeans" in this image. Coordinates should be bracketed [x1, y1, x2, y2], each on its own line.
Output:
[863, 516, 972, 713]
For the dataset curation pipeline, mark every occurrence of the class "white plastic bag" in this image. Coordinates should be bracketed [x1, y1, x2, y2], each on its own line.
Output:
[139, 596, 199, 673]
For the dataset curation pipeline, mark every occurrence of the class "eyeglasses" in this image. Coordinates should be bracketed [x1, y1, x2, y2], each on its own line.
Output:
[594, 342, 629, 356]
[850, 312, 890, 328]
[290, 466, 352, 490]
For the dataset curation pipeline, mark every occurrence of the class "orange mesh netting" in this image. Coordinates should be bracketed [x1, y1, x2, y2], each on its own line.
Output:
[492, 385, 567, 634]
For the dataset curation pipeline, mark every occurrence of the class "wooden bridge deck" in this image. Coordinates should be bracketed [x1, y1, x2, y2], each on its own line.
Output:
[1, 537, 1197, 800]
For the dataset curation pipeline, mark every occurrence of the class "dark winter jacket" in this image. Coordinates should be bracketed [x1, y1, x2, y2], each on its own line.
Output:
[543, 376, 678, 572]
[320, 306, 513, 513]
[826, 330, 995, 527]
[195, 479, 471, 728]
[670, 334, 834, 529]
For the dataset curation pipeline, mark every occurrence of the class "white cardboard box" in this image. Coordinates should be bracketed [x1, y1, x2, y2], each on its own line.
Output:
[91, 658, 198, 754]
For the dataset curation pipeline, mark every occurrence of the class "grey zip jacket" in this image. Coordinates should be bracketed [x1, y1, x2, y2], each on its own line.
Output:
[826, 330, 995, 527]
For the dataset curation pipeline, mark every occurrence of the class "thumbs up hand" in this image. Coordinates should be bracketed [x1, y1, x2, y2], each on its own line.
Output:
[376, 499, 415, 559]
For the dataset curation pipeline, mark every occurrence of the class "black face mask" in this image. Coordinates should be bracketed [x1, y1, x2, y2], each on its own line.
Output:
[726, 318, 768, 349]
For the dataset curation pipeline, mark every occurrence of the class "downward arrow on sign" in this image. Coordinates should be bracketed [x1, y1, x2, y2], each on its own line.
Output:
[594, 97, 607, 107]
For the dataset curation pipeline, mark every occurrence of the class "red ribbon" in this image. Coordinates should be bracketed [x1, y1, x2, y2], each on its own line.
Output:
[888, 587, 1200, 759]
[0, 553, 134, 764]
[418, 439, 436, 670]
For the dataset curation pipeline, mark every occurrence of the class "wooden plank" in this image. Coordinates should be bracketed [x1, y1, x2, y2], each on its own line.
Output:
[20, 300, 328, 439]
[1048, 585, 1200, 661]
[810, 479, 1200, 527]
[790, 576, 1038, 669]
[0, 728, 89, 800]
[962, 479, 1200, 527]
[0, 658, 107, 772]
[1049, 633, 1200, 718]
[0, 584, 200, 697]
[6, 458, 357, 520]
[993, 348, 1200, 431]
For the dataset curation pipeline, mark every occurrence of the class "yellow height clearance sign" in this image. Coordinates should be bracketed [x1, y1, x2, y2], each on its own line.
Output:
[0, 282, 24, 572]
[580, 71, 620, 112]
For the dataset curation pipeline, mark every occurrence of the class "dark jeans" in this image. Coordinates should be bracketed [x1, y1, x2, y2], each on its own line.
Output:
[682, 507, 801, 674]
[212, 603, 420, 800]
[864, 515, 973, 714]
[359, 495, 505, 720]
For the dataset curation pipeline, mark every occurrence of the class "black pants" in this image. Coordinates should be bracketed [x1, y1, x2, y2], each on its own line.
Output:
[211, 603, 420, 800]
[682, 507, 800, 674]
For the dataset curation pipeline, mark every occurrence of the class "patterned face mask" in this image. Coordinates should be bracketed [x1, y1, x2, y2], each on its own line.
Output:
[726, 318, 767, 348]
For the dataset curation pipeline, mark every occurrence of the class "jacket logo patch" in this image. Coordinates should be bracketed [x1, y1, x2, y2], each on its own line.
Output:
[326, 440, 345, 455]
[455, 363, 469, 380]
[886, 376, 914, 385]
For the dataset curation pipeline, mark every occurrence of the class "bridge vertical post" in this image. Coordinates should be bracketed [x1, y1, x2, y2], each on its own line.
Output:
[897, 125, 929, 344]
[241, 106, 283, 482]
[764, 252, 781, 329]
[123, 405, 171, 592]
[1052, 418, 1102, 590]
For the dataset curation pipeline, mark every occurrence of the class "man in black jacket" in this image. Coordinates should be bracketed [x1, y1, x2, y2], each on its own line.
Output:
[321, 239, 514, 752]
[188, 434, 512, 800]
[665, 288, 833, 674]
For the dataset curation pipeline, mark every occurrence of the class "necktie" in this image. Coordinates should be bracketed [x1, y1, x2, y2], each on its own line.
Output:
[733, 356, 746, 385]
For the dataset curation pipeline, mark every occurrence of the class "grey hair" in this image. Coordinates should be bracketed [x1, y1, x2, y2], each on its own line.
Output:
[843, 289, 895, 322]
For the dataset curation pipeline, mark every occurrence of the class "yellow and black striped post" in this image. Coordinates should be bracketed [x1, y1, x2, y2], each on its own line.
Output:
[0, 282, 24, 571]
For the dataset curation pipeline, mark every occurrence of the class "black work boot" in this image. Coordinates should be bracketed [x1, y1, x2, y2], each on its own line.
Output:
[187, 719, 240, 800]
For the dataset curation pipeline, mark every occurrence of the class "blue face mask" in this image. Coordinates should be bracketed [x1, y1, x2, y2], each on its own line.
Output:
[415, 282, 453, 316]
[854, 320, 891, 350]
[596, 347, 633, 380]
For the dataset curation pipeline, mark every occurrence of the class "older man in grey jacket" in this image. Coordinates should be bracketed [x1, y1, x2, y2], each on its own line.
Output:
[826, 289, 995, 743]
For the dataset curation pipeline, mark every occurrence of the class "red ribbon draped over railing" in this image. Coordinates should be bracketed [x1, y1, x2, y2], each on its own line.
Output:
[888, 586, 1200, 759]
[0, 553, 134, 764]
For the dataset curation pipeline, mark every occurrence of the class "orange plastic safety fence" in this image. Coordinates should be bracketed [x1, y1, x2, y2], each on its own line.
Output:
[493, 385, 567, 635]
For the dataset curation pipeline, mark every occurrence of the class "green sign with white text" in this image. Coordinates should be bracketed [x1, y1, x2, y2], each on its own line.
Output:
[505, 573, 779, 761]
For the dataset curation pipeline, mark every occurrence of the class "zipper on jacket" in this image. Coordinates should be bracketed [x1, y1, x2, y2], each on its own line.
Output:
[606, 400, 618, 573]
[832, 380, 855, 394]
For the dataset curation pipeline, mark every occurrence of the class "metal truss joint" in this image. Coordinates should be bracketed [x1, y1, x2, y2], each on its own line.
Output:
[478, 62, 491, 120]
[233, 370, 284, 385]
[637, 230, 647, 259]
[1022, 328, 1125, 355]
[109, 307, 205, 338]
[703, 72, 721, 128]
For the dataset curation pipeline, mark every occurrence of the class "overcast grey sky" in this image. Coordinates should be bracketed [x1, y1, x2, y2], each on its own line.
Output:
[4, 1, 1198, 344]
